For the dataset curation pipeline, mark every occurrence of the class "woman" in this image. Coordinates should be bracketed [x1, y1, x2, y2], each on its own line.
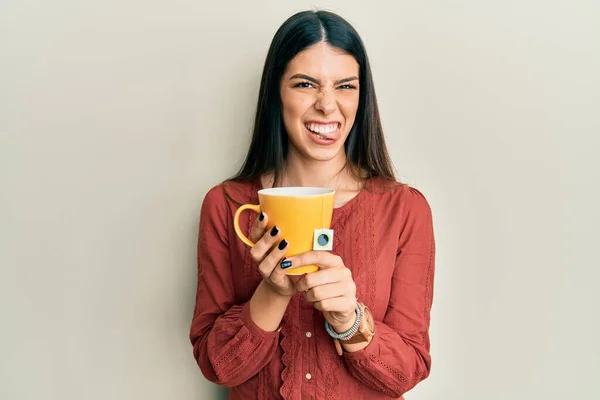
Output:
[190, 10, 435, 400]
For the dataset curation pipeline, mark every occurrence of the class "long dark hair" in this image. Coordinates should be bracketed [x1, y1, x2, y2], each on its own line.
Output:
[229, 10, 396, 185]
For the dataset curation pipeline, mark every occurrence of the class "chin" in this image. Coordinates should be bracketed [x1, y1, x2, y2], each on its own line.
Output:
[301, 143, 345, 162]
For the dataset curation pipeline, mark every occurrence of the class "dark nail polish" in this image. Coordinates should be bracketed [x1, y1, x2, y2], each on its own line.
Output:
[278, 239, 288, 250]
[270, 226, 279, 236]
[258, 212, 264, 222]
[281, 260, 292, 269]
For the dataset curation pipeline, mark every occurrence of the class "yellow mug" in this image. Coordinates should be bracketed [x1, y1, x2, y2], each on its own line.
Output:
[233, 187, 335, 275]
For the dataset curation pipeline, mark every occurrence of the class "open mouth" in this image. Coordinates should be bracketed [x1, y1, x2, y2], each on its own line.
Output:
[304, 122, 340, 141]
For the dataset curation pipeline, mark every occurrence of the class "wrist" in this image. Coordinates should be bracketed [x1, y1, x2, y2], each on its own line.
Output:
[326, 303, 376, 356]
[331, 311, 357, 333]
[262, 280, 294, 301]
[249, 281, 292, 332]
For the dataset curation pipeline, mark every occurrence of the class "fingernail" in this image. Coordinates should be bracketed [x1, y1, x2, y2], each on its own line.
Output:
[278, 239, 288, 250]
[258, 212, 264, 222]
[270, 226, 279, 236]
[281, 259, 292, 269]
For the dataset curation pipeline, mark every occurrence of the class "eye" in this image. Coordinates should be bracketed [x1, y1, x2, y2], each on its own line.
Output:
[338, 84, 357, 90]
[294, 81, 314, 89]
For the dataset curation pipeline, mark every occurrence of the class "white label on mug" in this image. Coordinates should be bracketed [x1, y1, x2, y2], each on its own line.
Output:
[313, 229, 334, 251]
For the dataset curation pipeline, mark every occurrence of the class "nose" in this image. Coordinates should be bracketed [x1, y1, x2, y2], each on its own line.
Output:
[314, 89, 337, 115]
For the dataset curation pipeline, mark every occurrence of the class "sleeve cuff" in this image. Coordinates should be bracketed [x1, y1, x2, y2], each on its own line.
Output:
[241, 301, 281, 340]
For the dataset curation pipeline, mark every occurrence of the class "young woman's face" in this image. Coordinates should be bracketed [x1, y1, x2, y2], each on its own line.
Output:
[280, 42, 360, 162]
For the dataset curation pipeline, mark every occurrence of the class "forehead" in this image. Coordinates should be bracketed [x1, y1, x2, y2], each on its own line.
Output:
[284, 42, 359, 79]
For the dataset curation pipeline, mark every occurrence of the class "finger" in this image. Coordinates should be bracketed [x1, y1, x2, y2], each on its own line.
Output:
[304, 282, 347, 302]
[267, 242, 295, 284]
[294, 267, 350, 293]
[314, 296, 356, 313]
[257, 238, 289, 279]
[283, 251, 343, 271]
[249, 211, 268, 243]
[250, 224, 282, 263]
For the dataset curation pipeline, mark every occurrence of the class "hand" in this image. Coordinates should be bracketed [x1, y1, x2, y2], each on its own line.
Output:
[248, 212, 297, 297]
[288, 251, 357, 331]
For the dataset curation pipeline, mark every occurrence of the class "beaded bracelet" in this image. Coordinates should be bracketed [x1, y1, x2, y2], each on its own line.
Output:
[324, 303, 362, 341]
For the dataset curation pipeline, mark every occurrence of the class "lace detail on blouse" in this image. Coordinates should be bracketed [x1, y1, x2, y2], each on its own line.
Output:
[279, 296, 299, 399]
[191, 178, 435, 399]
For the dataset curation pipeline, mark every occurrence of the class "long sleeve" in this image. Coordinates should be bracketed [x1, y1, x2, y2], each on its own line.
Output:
[343, 187, 436, 397]
[189, 185, 280, 387]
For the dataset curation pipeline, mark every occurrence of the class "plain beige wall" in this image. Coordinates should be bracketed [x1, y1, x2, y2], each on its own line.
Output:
[2, 1, 599, 399]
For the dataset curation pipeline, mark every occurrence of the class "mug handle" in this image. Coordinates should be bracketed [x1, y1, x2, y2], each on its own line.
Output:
[233, 204, 261, 247]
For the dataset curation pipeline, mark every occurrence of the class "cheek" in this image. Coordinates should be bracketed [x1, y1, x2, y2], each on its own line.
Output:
[288, 97, 313, 116]
[340, 95, 360, 123]
[282, 94, 314, 125]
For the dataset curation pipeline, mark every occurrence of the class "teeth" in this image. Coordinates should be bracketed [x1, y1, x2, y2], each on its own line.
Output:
[305, 123, 338, 135]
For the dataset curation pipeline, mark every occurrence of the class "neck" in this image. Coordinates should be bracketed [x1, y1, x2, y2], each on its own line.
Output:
[279, 150, 349, 188]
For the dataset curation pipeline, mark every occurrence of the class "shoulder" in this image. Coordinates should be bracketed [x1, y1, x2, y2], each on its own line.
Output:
[367, 177, 430, 204]
[366, 177, 433, 221]
[201, 179, 257, 216]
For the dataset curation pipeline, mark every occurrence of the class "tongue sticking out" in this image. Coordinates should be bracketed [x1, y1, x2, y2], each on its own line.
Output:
[305, 123, 338, 140]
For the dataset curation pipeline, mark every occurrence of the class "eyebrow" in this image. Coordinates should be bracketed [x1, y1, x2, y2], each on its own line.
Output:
[289, 74, 359, 85]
